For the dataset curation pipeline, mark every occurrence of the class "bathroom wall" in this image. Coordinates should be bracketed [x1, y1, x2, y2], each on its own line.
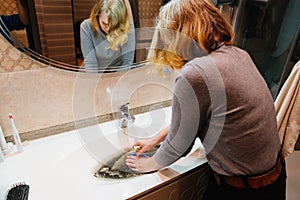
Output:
[0, 34, 175, 141]
[0, 0, 17, 15]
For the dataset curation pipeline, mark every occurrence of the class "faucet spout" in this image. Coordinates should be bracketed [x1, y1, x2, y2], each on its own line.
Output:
[119, 103, 135, 128]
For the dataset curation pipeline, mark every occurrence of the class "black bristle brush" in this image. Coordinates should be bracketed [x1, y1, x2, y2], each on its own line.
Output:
[6, 182, 30, 200]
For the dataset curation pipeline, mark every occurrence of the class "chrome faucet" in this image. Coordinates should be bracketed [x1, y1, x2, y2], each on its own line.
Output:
[119, 103, 135, 128]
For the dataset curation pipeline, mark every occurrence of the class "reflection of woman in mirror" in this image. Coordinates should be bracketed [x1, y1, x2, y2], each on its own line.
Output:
[80, 0, 135, 71]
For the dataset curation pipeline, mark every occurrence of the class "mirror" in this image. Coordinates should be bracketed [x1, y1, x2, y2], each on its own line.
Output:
[0, 0, 238, 73]
[0, 0, 163, 73]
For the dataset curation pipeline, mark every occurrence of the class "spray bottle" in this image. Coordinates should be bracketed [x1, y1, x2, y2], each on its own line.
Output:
[9, 113, 23, 153]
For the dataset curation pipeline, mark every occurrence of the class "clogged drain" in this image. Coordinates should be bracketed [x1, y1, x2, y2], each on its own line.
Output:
[94, 145, 159, 179]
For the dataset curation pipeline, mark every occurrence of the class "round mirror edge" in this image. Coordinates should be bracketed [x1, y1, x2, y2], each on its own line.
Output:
[0, 22, 151, 74]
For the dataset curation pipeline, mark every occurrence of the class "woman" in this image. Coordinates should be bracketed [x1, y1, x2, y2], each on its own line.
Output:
[80, 0, 135, 71]
[126, 0, 286, 199]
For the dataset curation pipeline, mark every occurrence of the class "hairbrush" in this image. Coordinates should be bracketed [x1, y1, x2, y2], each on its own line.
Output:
[6, 182, 30, 200]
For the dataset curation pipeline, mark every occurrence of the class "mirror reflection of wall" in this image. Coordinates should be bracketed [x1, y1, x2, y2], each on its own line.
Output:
[136, 0, 162, 63]
[34, 0, 78, 65]
[0, 0, 29, 47]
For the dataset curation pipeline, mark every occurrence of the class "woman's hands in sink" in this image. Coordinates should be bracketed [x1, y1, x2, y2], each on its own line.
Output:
[125, 154, 163, 173]
[131, 125, 170, 156]
[125, 125, 170, 173]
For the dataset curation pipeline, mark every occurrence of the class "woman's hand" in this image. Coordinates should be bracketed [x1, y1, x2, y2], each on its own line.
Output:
[133, 125, 170, 156]
[133, 138, 157, 156]
[125, 155, 163, 173]
[126, 125, 170, 173]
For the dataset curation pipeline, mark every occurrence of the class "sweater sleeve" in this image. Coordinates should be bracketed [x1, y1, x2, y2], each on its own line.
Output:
[80, 19, 98, 69]
[121, 23, 136, 66]
[154, 64, 210, 166]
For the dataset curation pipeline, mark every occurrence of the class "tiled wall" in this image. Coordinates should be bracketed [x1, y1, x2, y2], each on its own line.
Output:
[0, 0, 17, 15]
[0, 0, 29, 47]
[0, 35, 42, 72]
[138, 0, 162, 27]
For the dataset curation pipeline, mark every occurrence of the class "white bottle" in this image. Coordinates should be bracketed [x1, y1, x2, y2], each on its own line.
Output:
[0, 125, 8, 151]
[9, 113, 23, 153]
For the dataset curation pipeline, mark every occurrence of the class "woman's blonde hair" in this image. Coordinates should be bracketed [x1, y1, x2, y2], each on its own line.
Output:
[152, 0, 235, 71]
[90, 0, 130, 51]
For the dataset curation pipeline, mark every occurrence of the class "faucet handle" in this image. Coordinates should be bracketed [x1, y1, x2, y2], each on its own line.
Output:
[120, 102, 130, 113]
[119, 103, 135, 128]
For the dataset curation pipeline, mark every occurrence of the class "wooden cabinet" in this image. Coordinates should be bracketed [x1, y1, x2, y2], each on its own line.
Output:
[129, 163, 210, 200]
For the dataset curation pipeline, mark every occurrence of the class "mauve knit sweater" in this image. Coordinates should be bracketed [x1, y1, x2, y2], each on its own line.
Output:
[154, 45, 281, 176]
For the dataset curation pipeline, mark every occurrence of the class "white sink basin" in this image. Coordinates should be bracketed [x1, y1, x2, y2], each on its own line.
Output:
[120, 107, 170, 139]
[77, 107, 172, 164]
[0, 107, 207, 200]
